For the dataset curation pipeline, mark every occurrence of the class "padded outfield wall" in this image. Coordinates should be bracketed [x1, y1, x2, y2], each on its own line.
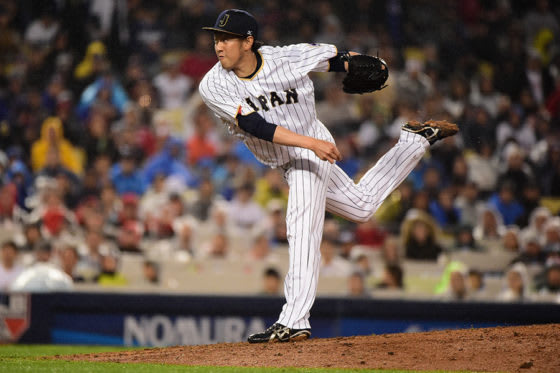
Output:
[1, 292, 559, 346]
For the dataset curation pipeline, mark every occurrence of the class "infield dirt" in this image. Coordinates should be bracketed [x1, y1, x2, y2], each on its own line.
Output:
[59, 323, 560, 372]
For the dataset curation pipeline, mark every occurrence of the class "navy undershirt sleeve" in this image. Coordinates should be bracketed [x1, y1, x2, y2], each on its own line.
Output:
[328, 51, 349, 72]
[237, 112, 278, 142]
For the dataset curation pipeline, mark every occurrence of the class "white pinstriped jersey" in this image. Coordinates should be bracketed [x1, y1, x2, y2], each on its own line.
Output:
[199, 43, 338, 167]
[200, 36, 432, 331]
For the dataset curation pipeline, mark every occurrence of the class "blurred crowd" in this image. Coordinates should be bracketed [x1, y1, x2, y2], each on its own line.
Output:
[1, 0, 560, 302]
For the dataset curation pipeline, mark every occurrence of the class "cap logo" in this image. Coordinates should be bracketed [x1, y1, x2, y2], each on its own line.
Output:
[218, 14, 229, 27]
[247, 30, 253, 35]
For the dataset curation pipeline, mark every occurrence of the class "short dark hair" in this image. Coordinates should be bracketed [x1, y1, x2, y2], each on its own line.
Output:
[468, 269, 483, 278]
[37, 242, 52, 253]
[386, 264, 403, 288]
[144, 260, 159, 271]
[24, 221, 41, 230]
[251, 39, 263, 53]
[1, 240, 18, 251]
[233, 35, 262, 53]
[264, 267, 280, 279]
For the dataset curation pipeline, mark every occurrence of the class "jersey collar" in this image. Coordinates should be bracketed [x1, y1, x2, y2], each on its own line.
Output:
[238, 51, 263, 81]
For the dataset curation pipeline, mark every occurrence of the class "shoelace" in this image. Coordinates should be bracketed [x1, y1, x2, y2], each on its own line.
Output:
[266, 323, 283, 333]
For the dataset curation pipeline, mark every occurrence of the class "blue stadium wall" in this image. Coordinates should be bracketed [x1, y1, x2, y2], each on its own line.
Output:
[4, 292, 559, 346]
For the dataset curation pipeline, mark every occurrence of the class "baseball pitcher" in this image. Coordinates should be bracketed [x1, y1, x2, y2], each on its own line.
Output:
[199, 9, 458, 343]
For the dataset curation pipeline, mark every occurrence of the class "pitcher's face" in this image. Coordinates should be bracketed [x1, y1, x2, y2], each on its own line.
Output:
[214, 32, 253, 72]
[214, 33, 244, 71]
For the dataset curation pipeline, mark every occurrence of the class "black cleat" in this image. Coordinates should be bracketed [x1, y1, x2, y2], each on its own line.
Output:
[247, 323, 311, 343]
[402, 120, 459, 145]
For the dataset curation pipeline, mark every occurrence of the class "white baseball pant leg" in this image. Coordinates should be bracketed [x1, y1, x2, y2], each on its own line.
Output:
[277, 149, 333, 330]
[326, 130, 429, 222]
[277, 131, 428, 330]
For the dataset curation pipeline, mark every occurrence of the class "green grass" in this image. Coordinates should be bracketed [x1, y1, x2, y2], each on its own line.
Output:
[0, 344, 130, 358]
[0, 344, 475, 373]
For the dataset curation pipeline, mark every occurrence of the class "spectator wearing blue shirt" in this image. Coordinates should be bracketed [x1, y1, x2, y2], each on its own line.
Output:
[335, 137, 361, 179]
[110, 150, 147, 196]
[77, 72, 129, 120]
[5, 160, 33, 209]
[488, 182, 525, 226]
[143, 137, 197, 188]
[429, 187, 461, 230]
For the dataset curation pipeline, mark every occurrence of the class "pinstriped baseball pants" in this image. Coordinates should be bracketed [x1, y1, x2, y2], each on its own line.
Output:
[277, 130, 429, 329]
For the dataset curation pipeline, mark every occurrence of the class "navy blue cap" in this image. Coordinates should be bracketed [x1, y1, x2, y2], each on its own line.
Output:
[202, 9, 258, 39]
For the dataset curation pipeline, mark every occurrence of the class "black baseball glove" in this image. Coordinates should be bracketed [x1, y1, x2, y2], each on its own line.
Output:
[342, 54, 389, 94]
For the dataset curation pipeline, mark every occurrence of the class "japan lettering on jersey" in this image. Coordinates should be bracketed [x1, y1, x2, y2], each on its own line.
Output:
[199, 43, 338, 167]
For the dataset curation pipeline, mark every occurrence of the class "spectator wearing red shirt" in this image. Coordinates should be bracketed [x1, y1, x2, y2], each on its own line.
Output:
[180, 32, 217, 85]
[0, 182, 16, 222]
[186, 106, 218, 166]
[355, 218, 387, 248]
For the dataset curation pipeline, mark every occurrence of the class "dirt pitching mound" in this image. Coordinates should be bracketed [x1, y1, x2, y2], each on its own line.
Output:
[58, 324, 560, 372]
